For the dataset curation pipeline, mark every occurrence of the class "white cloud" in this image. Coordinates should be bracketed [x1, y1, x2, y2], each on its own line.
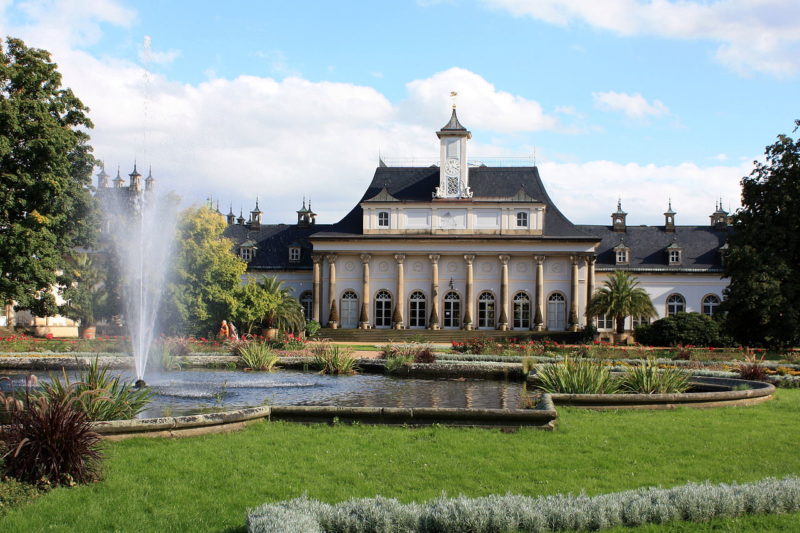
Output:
[403, 67, 558, 133]
[484, 0, 800, 77]
[541, 159, 748, 225]
[592, 91, 669, 119]
[139, 35, 180, 65]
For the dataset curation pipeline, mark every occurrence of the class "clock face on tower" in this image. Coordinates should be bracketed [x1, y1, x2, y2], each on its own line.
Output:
[445, 157, 460, 178]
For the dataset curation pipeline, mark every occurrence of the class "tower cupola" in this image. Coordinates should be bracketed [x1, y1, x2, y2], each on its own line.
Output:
[434, 103, 472, 199]
[113, 166, 124, 188]
[296, 197, 317, 227]
[250, 198, 263, 230]
[237, 209, 246, 225]
[710, 199, 729, 230]
[129, 163, 142, 192]
[611, 198, 627, 232]
[96, 164, 109, 189]
[664, 199, 676, 232]
[145, 166, 155, 192]
[226, 204, 236, 226]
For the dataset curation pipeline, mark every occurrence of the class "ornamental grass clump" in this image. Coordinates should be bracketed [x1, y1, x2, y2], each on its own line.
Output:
[309, 342, 356, 375]
[619, 358, 690, 394]
[39, 358, 152, 421]
[237, 341, 280, 371]
[535, 356, 620, 394]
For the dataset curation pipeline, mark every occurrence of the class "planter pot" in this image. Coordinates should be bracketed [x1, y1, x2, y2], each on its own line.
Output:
[81, 326, 97, 340]
[263, 328, 279, 340]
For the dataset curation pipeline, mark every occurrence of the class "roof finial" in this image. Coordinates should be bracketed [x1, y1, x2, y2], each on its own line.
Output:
[617, 197, 622, 211]
[449, 91, 458, 109]
[533, 146, 537, 167]
[668, 197, 672, 211]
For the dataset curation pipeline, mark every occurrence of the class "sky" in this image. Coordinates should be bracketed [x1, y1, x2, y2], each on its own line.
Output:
[1, 0, 799, 226]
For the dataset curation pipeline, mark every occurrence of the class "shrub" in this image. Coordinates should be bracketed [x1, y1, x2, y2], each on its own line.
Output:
[738, 353, 768, 381]
[0, 393, 103, 486]
[304, 320, 321, 338]
[247, 477, 800, 533]
[38, 358, 152, 421]
[309, 343, 356, 375]
[0, 476, 40, 516]
[451, 337, 492, 354]
[634, 312, 725, 347]
[237, 341, 280, 371]
[619, 359, 690, 394]
[535, 357, 620, 394]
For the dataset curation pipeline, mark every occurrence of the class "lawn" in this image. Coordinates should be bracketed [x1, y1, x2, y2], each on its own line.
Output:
[1, 390, 799, 532]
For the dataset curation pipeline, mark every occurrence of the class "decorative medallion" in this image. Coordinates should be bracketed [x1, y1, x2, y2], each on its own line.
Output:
[344, 261, 355, 272]
[412, 261, 423, 273]
[481, 262, 492, 273]
[378, 261, 389, 272]
[516, 262, 528, 273]
[550, 261, 563, 274]
[446, 261, 458, 273]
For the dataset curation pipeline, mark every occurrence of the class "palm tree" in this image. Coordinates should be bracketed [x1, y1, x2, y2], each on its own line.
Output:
[587, 271, 656, 335]
[260, 277, 305, 333]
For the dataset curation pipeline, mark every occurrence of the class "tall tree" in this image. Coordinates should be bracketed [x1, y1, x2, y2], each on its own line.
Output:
[0, 38, 96, 316]
[162, 206, 247, 336]
[721, 120, 800, 349]
[587, 271, 657, 334]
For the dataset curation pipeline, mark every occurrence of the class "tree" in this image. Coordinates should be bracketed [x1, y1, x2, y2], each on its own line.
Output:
[162, 206, 247, 336]
[587, 271, 657, 334]
[231, 278, 276, 335]
[0, 38, 97, 316]
[633, 312, 726, 347]
[59, 251, 111, 328]
[721, 120, 800, 349]
[231, 276, 305, 335]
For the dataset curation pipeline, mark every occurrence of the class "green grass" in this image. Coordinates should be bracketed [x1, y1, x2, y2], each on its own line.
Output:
[2, 390, 799, 532]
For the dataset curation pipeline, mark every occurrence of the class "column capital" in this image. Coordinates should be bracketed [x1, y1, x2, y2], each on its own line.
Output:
[534, 255, 546, 264]
[586, 255, 596, 266]
[428, 254, 440, 264]
[394, 253, 406, 264]
[464, 254, 475, 265]
[327, 253, 338, 264]
[312, 254, 324, 264]
[498, 254, 510, 264]
[569, 255, 581, 265]
[360, 253, 371, 264]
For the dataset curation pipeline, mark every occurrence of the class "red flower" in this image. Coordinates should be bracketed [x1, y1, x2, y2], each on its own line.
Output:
[45, 333, 54, 340]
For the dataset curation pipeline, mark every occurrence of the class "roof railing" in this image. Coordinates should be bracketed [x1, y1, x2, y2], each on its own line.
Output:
[380, 156, 536, 167]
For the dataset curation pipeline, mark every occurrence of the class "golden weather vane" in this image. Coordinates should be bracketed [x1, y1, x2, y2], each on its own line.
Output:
[450, 91, 458, 108]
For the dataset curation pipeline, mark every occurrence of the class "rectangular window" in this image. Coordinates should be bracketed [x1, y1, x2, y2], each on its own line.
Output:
[632, 316, 650, 328]
[669, 250, 681, 264]
[595, 314, 614, 329]
[616, 250, 628, 264]
[377, 211, 389, 227]
[516, 211, 528, 228]
[240, 248, 252, 261]
[289, 247, 300, 262]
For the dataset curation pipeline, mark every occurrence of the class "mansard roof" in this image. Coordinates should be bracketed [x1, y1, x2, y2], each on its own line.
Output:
[315, 166, 595, 240]
[580, 224, 729, 273]
[223, 222, 333, 270]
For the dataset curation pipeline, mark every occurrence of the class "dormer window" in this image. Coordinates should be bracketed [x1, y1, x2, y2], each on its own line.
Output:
[516, 211, 528, 228]
[289, 247, 301, 262]
[667, 242, 683, 265]
[613, 243, 630, 265]
[377, 211, 389, 228]
[240, 248, 254, 261]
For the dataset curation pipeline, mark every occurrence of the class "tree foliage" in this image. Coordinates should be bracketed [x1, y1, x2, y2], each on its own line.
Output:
[162, 206, 247, 336]
[721, 120, 800, 349]
[231, 276, 305, 334]
[0, 38, 97, 315]
[634, 312, 727, 347]
[587, 271, 657, 334]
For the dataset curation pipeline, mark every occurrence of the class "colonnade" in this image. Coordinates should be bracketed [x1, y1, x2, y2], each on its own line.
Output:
[311, 253, 596, 331]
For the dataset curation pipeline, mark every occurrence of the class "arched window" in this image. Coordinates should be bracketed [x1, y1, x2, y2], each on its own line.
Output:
[408, 291, 426, 328]
[339, 290, 359, 329]
[477, 291, 496, 328]
[666, 294, 685, 316]
[299, 291, 313, 321]
[512, 292, 530, 329]
[374, 289, 393, 328]
[443, 291, 461, 328]
[702, 294, 721, 317]
[547, 292, 566, 331]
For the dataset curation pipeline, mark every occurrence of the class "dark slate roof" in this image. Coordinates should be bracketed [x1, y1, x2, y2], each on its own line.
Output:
[314, 166, 596, 240]
[223, 222, 334, 270]
[579, 224, 729, 272]
[439, 108, 468, 132]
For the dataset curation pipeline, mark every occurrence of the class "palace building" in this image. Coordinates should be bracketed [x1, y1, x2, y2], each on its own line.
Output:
[223, 109, 730, 334]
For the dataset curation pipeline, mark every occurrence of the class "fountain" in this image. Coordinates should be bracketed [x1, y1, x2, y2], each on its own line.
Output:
[101, 176, 177, 383]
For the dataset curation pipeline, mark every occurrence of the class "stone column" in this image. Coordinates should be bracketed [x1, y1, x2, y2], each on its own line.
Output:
[586, 255, 596, 324]
[327, 254, 338, 329]
[463, 255, 475, 330]
[533, 255, 545, 331]
[498, 255, 510, 330]
[568, 255, 580, 331]
[428, 254, 440, 329]
[392, 254, 406, 329]
[312, 254, 323, 324]
[359, 254, 371, 329]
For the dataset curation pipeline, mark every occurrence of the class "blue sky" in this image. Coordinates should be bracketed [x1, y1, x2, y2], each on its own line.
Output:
[2, 0, 799, 225]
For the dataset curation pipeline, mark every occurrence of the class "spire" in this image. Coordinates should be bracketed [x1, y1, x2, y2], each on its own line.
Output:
[129, 162, 142, 191]
[237, 208, 245, 225]
[113, 165, 124, 188]
[612, 198, 627, 232]
[145, 165, 155, 191]
[439, 107, 468, 132]
[96, 162, 109, 188]
[665, 198, 676, 215]
[664, 198, 676, 232]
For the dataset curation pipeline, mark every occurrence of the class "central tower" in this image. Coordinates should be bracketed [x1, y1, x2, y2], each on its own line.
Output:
[434, 108, 472, 199]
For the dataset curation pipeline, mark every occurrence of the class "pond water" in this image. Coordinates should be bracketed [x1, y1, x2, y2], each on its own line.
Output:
[1, 368, 527, 418]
